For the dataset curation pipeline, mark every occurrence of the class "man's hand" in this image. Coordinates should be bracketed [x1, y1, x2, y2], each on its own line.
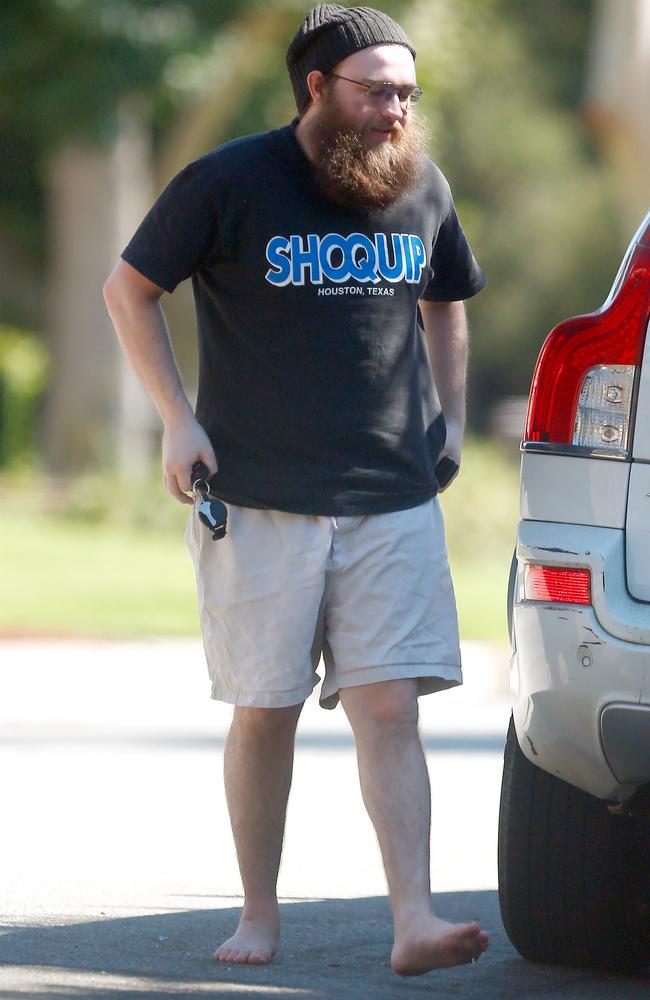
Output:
[162, 413, 218, 504]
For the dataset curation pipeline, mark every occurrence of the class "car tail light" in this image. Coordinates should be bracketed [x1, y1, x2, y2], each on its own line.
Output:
[524, 222, 650, 456]
[572, 364, 635, 450]
[524, 564, 591, 605]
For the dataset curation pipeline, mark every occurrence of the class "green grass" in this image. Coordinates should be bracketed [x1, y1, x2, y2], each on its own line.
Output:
[439, 436, 519, 641]
[1, 514, 199, 637]
[0, 437, 519, 640]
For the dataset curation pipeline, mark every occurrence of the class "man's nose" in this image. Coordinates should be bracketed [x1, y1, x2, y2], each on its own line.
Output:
[379, 94, 407, 123]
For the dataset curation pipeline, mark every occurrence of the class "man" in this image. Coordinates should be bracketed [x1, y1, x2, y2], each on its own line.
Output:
[103, 3, 489, 977]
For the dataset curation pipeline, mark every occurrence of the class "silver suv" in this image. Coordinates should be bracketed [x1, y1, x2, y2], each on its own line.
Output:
[498, 211, 650, 973]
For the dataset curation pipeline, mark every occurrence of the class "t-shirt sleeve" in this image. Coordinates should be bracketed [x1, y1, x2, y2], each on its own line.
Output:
[420, 196, 486, 302]
[121, 163, 219, 294]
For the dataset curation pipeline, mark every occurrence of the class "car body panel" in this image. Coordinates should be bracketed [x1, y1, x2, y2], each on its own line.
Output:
[520, 452, 630, 528]
[512, 517, 650, 800]
[518, 517, 650, 643]
[625, 462, 650, 600]
[625, 319, 650, 598]
[630, 318, 650, 461]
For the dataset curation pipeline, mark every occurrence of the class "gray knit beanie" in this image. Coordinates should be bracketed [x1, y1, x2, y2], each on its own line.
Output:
[286, 4, 416, 113]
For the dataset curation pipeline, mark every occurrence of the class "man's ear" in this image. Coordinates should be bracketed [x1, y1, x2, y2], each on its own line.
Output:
[306, 69, 327, 106]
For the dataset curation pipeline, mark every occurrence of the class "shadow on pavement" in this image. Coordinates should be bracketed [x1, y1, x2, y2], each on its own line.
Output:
[0, 891, 649, 999]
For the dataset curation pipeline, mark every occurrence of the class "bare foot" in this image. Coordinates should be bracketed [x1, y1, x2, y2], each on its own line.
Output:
[391, 914, 490, 976]
[214, 911, 280, 965]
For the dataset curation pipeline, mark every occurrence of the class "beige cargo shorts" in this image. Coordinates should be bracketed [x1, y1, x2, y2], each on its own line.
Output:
[185, 496, 462, 709]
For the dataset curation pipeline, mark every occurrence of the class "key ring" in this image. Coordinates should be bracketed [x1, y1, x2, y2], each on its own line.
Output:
[192, 476, 209, 502]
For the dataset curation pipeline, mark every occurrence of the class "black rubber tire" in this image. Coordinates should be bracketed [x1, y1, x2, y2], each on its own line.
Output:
[498, 716, 650, 973]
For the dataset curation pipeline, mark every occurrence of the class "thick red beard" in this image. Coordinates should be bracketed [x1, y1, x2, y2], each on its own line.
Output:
[309, 97, 427, 212]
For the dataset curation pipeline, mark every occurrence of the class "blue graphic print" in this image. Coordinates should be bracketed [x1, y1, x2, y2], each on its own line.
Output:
[265, 232, 428, 287]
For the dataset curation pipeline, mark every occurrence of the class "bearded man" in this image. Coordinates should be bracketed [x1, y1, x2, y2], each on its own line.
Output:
[104, 3, 489, 978]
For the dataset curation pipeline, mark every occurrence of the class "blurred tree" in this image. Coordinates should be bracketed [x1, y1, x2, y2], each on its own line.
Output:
[501, 0, 595, 108]
[585, 0, 650, 229]
[1, 0, 286, 320]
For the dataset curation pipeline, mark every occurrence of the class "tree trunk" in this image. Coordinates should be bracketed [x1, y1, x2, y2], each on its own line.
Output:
[584, 0, 650, 228]
[42, 104, 159, 474]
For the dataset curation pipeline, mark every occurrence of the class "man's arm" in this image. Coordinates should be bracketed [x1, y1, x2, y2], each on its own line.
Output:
[103, 259, 217, 504]
[419, 298, 468, 491]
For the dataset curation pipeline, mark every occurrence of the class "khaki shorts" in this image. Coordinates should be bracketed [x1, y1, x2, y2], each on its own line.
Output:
[185, 497, 462, 710]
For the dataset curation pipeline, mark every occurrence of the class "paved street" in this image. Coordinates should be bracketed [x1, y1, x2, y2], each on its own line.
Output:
[1, 638, 649, 998]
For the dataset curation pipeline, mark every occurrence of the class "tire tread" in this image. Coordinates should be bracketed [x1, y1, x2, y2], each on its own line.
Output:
[498, 716, 650, 972]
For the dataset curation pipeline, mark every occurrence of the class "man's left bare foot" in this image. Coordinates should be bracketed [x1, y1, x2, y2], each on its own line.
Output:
[391, 914, 489, 976]
[214, 911, 280, 965]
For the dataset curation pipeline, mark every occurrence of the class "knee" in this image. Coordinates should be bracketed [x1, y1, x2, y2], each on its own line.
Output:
[232, 704, 302, 742]
[342, 679, 419, 730]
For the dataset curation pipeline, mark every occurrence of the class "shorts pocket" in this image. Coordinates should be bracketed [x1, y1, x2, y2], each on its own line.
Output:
[184, 504, 200, 552]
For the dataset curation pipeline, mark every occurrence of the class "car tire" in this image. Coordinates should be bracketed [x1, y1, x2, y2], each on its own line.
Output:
[498, 716, 650, 973]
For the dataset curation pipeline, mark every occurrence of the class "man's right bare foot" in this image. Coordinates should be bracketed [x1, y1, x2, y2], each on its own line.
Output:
[391, 914, 489, 976]
[214, 911, 280, 965]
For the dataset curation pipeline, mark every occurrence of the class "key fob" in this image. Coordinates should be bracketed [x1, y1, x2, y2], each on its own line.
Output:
[197, 497, 228, 540]
[435, 456, 459, 489]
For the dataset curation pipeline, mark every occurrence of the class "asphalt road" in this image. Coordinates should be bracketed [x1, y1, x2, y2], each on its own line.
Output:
[1, 638, 648, 999]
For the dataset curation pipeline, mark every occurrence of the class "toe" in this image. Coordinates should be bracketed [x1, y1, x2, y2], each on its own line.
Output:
[472, 937, 490, 963]
[218, 948, 237, 963]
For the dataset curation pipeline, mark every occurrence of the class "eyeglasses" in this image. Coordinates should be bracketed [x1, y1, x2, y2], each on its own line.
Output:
[328, 73, 423, 106]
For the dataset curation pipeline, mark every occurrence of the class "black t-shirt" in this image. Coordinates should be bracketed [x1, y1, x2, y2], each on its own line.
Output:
[122, 122, 485, 515]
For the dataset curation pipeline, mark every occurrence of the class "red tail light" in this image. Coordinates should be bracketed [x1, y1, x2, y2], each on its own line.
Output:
[524, 228, 650, 449]
[524, 564, 591, 605]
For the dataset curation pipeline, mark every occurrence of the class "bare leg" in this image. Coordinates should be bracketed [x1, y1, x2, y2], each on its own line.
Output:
[214, 702, 303, 965]
[340, 679, 489, 976]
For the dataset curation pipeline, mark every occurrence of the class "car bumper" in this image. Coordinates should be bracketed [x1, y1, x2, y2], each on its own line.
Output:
[511, 520, 650, 801]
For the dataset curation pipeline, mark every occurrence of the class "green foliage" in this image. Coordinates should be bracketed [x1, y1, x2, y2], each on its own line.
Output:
[2, 0, 249, 146]
[0, 327, 49, 467]
[501, 0, 595, 109]
[1, 0, 302, 261]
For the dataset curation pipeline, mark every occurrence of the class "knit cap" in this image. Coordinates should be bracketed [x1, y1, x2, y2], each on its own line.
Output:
[286, 4, 416, 112]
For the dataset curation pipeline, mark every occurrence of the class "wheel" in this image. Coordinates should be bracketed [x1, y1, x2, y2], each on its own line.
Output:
[498, 716, 650, 972]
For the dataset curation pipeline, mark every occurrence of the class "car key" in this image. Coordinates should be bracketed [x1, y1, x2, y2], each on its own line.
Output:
[197, 497, 227, 539]
[435, 456, 459, 489]
[191, 461, 228, 541]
